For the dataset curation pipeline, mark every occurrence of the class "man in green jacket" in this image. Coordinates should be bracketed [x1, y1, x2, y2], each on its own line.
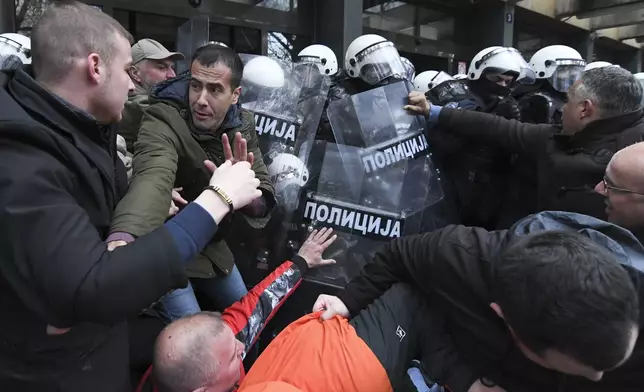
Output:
[109, 44, 275, 321]
[119, 38, 184, 153]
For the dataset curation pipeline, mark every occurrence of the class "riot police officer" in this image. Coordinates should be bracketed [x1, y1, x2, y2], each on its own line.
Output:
[459, 46, 534, 120]
[427, 46, 536, 229]
[518, 45, 586, 125]
[317, 35, 408, 144]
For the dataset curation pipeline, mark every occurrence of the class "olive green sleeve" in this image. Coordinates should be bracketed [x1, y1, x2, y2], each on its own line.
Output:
[110, 104, 180, 237]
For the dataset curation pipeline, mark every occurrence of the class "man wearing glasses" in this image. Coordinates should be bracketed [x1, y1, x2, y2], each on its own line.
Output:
[596, 142, 644, 231]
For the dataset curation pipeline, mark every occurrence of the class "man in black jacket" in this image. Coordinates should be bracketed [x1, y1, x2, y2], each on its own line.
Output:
[406, 66, 644, 226]
[314, 212, 644, 392]
[0, 2, 263, 391]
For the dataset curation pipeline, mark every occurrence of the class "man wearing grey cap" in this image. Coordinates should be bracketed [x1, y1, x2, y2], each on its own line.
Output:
[119, 38, 184, 152]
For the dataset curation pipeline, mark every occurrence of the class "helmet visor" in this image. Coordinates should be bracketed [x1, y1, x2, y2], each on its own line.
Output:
[549, 61, 585, 93]
[428, 71, 454, 89]
[356, 43, 405, 85]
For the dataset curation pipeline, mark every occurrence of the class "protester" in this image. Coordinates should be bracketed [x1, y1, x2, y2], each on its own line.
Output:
[109, 44, 276, 322]
[140, 228, 337, 392]
[406, 66, 644, 225]
[0, 2, 261, 391]
[595, 142, 644, 231]
[151, 280, 444, 392]
[119, 38, 184, 151]
[315, 212, 644, 392]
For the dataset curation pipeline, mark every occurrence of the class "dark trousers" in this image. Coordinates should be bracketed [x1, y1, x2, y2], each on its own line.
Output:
[350, 283, 435, 391]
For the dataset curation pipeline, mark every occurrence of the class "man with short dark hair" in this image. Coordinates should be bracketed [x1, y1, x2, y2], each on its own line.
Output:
[315, 211, 644, 392]
[120, 39, 184, 152]
[0, 2, 263, 391]
[110, 44, 275, 321]
[407, 66, 644, 226]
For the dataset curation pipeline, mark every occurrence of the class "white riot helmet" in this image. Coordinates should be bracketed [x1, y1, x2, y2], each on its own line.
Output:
[345, 34, 405, 85]
[453, 74, 468, 80]
[400, 57, 416, 81]
[268, 153, 309, 212]
[468, 46, 535, 84]
[242, 56, 285, 88]
[584, 61, 618, 71]
[0, 33, 31, 65]
[297, 44, 338, 76]
[529, 45, 585, 93]
[413, 71, 453, 93]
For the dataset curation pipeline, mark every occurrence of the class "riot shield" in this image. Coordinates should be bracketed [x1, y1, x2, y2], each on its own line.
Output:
[296, 81, 446, 288]
[176, 15, 210, 74]
[238, 55, 332, 276]
[240, 55, 331, 210]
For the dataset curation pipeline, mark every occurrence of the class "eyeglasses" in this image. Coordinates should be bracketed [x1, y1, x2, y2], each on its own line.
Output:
[603, 176, 644, 195]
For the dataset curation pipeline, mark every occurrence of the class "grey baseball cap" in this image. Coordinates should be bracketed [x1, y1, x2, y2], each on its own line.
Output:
[131, 38, 184, 65]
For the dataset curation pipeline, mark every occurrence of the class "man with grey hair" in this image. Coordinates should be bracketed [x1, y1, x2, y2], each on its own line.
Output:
[406, 65, 644, 224]
[0, 1, 263, 391]
[120, 39, 184, 152]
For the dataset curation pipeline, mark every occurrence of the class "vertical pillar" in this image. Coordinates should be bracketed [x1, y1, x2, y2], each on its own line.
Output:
[626, 48, 642, 73]
[477, 1, 516, 47]
[0, 0, 15, 34]
[313, 0, 362, 65]
[260, 30, 269, 56]
[578, 32, 596, 63]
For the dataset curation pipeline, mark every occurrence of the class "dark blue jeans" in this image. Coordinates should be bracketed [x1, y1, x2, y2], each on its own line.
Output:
[155, 265, 247, 322]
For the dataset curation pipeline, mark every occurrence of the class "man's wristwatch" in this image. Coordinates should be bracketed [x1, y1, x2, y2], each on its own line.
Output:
[204, 185, 234, 213]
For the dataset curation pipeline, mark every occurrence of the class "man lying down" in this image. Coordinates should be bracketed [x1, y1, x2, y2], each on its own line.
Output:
[146, 211, 644, 392]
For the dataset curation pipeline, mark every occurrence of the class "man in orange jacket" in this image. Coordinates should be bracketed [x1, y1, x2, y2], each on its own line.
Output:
[149, 253, 444, 392]
[137, 228, 339, 392]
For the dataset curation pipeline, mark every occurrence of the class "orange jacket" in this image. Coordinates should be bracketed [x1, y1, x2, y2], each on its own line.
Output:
[238, 313, 392, 392]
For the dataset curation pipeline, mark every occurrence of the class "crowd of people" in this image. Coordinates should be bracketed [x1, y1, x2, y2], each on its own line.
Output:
[2, 2, 644, 392]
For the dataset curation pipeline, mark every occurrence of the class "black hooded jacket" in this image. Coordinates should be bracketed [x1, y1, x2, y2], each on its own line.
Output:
[338, 211, 644, 392]
[0, 68, 187, 391]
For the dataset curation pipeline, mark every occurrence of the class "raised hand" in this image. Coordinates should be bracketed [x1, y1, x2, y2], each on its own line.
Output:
[222, 132, 255, 166]
[297, 228, 337, 268]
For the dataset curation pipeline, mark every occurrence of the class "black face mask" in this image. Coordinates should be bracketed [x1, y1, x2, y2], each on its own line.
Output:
[469, 78, 511, 99]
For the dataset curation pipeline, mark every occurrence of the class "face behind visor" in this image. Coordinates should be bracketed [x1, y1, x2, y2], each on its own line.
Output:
[353, 43, 406, 85]
[548, 62, 585, 93]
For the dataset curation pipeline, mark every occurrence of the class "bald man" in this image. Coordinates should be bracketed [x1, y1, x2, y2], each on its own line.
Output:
[595, 142, 644, 231]
[138, 228, 338, 392]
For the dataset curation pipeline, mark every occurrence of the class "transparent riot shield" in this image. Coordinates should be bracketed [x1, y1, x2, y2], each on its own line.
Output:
[240, 54, 331, 211]
[238, 55, 332, 275]
[295, 81, 447, 287]
[328, 80, 443, 215]
[176, 15, 210, 74]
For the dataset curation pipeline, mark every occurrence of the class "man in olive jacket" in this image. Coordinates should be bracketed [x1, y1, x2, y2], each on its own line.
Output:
[110, 44, 275, 320]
